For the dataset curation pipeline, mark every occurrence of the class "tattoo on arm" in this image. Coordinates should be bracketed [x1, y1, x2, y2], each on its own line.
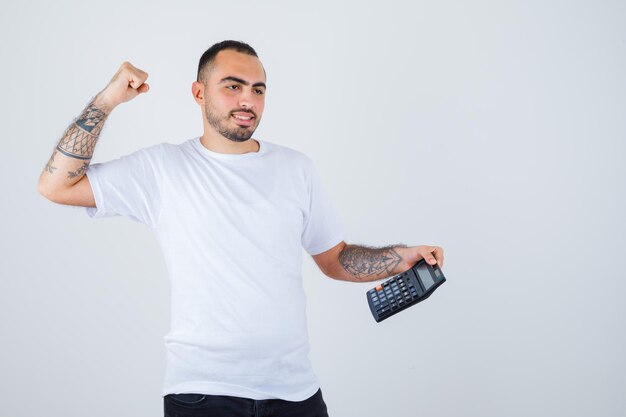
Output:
[67, 161, 90, 179]
[56, 102, 108, 160]
[338, 243, 407, 280]
[44, 149, 58, 174]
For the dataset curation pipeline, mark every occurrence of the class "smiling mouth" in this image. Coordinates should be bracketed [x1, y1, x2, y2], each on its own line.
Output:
[231, 114, 255, 126]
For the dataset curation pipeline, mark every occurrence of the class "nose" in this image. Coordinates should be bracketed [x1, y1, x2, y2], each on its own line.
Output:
[238, 89, 258, 112]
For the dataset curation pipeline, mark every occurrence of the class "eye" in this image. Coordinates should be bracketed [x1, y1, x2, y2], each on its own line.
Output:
[227, 85, 240, 91]
[255, 89, 265, 95]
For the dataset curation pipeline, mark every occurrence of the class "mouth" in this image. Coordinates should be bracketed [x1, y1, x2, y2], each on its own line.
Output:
[231, 113, 255, 126]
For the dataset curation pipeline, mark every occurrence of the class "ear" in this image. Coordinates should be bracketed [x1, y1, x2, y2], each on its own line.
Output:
[191, 81, 205, 105]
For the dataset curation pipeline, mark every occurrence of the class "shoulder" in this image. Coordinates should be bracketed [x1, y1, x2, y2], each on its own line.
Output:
[263, 140, 313, 167]
[153, 141, 179, 155]
[146, 139, 193, 161]
[118, 143, 168, 169]
[121, 142, 167, 159]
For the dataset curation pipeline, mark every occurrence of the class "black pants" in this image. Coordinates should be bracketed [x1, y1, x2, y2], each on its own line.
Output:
[164, 387, 330, 417]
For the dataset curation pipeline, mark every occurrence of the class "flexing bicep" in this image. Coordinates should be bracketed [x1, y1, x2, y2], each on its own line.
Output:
[45, 174, 96, 207]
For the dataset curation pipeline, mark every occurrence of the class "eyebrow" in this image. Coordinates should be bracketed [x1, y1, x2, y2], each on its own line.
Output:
[219, 76, 266, 89]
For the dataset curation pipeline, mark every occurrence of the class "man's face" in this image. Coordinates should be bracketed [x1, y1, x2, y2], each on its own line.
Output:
[202, 50, 266, 142]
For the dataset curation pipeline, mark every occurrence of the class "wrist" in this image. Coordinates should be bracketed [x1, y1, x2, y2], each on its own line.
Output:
[390, 245, 411, 274]
[93, 90, 116, 114]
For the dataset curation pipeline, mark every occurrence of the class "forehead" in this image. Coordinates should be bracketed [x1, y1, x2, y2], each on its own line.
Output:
[210, 49, 265, 83]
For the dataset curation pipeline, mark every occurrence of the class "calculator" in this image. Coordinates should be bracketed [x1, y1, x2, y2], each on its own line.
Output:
[366, 259, 446, 322]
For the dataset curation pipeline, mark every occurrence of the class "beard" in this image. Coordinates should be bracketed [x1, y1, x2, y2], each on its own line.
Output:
[204, 97, 258, 143]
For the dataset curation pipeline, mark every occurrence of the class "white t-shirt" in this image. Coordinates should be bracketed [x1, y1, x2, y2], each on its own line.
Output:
[84, 136, 345, 401]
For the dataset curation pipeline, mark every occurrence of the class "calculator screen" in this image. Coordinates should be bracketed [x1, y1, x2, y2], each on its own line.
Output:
[416, 263, 435, 290]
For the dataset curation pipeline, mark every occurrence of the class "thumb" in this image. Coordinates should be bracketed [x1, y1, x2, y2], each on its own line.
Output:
[426, 247, 437, 265]
[137, 83, 150, 94]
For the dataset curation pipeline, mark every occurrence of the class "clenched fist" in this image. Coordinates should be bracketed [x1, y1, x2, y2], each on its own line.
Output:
[95, 61, 149, 112]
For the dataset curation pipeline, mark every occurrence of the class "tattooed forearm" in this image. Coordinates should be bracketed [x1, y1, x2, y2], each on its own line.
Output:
[56, 102, 108, 160]
[338, 243, 408, 282]
[67, 161, 90, 179]
[38, 93, 113, 194]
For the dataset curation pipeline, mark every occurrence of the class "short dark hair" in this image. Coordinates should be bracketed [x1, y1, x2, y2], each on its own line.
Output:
[197, 40, 260, 85]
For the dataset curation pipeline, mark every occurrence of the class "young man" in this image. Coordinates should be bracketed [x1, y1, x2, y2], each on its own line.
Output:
[38, 40, 444, 417]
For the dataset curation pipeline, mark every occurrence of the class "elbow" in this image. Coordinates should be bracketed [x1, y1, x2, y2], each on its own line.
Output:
[37, 181, 50, 199]
[37, 182, 58, 203]
[317, 262, 343, 281]
[330, 274, 346, 282]
[325, 271, 342, 281]
[327, 263, 348, 281]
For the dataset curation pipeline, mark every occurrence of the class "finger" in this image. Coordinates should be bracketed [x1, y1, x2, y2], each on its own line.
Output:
[128, 68, 149, 90]
[422, 247, 438, 266]
[129, 77, 146, 90]
[432, 246, 444, 268]
[137, 83, 150, 93]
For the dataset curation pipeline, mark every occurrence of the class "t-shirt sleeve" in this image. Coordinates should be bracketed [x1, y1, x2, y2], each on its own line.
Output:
[301, 159, 346, 255]
[84, 144, 163, 228]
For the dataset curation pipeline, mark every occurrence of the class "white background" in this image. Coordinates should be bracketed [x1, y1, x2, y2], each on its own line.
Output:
[2, 0, 625, 416]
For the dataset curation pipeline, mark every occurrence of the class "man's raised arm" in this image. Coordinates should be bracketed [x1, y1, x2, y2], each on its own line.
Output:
[37, 61, 149, 204]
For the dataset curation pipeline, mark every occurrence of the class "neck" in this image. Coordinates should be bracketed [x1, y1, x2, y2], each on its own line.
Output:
[200, 131, 259, 155]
